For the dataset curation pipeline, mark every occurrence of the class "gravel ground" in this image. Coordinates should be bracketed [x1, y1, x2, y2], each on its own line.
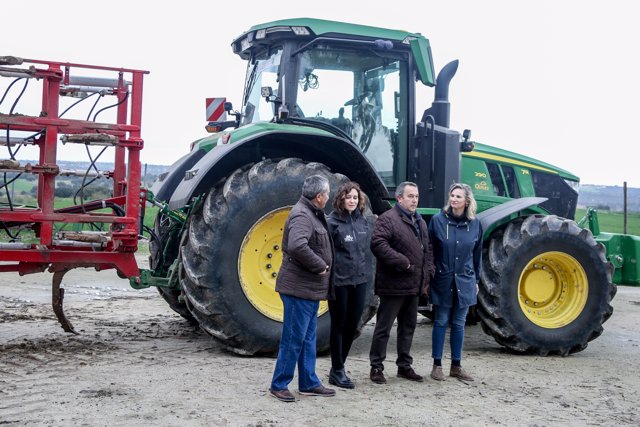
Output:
[1, 257, 639, 426]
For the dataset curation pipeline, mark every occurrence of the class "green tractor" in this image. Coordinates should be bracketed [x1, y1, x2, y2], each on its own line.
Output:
[146, 18, 624, 356]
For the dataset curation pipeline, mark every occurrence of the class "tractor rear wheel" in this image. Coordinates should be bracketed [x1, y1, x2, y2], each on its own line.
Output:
[179, 158, 377, 355]
[149, 212, 195, 323]
[478, 215, 616, 355]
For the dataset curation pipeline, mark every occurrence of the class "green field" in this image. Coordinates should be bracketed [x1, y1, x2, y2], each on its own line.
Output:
[575, 208, 640, 235]
[0, 194, 159, 246]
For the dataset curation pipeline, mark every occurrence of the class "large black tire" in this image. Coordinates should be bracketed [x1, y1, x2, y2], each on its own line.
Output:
[478, 215, 616, 356]
[149, 212, 196, 323]
[179, 158, 377, 355]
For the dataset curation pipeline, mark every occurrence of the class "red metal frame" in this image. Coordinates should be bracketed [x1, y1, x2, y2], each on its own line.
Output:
[0, 58, 149, 277]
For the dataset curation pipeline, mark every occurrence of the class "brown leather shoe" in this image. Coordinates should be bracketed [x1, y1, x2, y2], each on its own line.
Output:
[430, 364, 445, 381]
[370, 367, 387, 384]
[269, 388, 296, 402]
[450, 365, 474, 381]
[298, 384, 336, 396]
[397, 367, 424, 382]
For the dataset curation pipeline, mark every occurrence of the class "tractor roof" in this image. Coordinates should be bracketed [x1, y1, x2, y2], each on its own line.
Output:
[243, 17, 426, 43]
[231, 18, 435, 85]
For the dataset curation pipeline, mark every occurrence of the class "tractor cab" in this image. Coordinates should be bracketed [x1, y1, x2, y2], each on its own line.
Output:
[230, 18, 459, 204]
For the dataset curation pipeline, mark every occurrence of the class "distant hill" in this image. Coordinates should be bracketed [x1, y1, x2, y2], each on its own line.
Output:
[578, 184, 639, 213]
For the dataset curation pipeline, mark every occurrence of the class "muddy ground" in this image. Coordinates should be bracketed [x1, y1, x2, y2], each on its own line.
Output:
[1, 254, 639, 426]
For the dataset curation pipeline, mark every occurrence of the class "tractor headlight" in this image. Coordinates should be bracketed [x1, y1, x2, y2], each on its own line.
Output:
[291, 26, 310, 36]
[240, 38, 252, 51]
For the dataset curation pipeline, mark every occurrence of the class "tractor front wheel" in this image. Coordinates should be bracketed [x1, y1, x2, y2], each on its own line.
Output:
[179, 158, 377, 355]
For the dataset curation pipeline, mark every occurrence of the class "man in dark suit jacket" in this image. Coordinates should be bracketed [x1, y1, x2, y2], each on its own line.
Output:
[368, 181, 435, 384]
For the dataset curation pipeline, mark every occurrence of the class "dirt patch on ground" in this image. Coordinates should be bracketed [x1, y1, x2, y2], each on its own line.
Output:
[1, 258, 639, 425]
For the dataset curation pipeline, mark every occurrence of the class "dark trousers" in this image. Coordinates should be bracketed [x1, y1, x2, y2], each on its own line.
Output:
[369, 295, 419, 371]
[328, 283, 367, 370]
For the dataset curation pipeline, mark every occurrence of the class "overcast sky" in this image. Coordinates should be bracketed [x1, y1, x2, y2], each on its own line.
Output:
[3, 0, 639, 187]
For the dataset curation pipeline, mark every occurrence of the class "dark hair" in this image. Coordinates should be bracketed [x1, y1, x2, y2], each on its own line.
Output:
[395, 181, 418, 198]
[332, 181, 366, 215]
[302, 175, 330, 199]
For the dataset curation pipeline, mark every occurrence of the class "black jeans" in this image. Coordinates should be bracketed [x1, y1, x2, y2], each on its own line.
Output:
[369, 295, 418, 371]
[328, 283, 367, 370]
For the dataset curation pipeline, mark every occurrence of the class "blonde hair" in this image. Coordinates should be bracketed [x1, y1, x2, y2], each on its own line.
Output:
[444, 182, 477, 219]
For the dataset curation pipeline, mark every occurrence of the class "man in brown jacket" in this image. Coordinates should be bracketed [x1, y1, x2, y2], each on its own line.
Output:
[269, 175, 336, 402]
[369, 181, 435, 384]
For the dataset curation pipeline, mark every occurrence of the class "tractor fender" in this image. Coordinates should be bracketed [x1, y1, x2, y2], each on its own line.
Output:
[151, 148, 207, 202]
[476, 197, 548, 232]
[166, 131, 390, 213]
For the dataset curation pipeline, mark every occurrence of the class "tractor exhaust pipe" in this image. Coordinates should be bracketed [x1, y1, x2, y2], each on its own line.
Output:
[423, 60, 459, 128]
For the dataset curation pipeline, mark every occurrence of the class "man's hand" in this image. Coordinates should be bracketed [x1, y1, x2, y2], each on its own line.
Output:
[421, 282, 430, 297]
[319, 265, 330, 276]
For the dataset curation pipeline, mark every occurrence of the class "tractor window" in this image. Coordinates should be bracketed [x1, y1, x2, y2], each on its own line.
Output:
[531, 171, 578, 218]
[502, 165, 520, 198]
[487, 163, 506, 197]
[295, 47, 406, 186]
[242, 48, 283, 123]
[296, 69, 354, 126]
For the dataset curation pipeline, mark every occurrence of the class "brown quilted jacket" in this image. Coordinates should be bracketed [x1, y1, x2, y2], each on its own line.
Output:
[370, 204, 435, 296]
[275, 197, 334, 301]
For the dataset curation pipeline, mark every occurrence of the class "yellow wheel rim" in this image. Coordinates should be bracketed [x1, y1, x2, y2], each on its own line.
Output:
[518, 251, 588, 328]
[238, 207, 329, 322]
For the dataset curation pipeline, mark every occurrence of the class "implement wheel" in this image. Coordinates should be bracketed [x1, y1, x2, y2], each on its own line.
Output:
[478, 215, 616, 356]
[180, 158, 376, 355]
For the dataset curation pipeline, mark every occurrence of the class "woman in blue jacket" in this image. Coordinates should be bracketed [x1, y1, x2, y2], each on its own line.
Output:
[327, 181, 371, 389]
[428, 183, 482, 382]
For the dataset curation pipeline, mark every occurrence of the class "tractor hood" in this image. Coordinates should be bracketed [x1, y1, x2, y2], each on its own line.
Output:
[464, 142, 580, 181]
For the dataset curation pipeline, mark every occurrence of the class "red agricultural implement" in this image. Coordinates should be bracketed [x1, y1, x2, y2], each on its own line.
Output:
[0, 56, 149, 332]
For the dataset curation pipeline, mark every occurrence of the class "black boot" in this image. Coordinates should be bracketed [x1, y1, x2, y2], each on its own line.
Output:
[329, 368, 355, 389]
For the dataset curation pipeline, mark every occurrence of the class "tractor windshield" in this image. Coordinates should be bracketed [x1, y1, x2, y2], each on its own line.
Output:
[240, 44, 409, 187]
[295, 47, 408, 186]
